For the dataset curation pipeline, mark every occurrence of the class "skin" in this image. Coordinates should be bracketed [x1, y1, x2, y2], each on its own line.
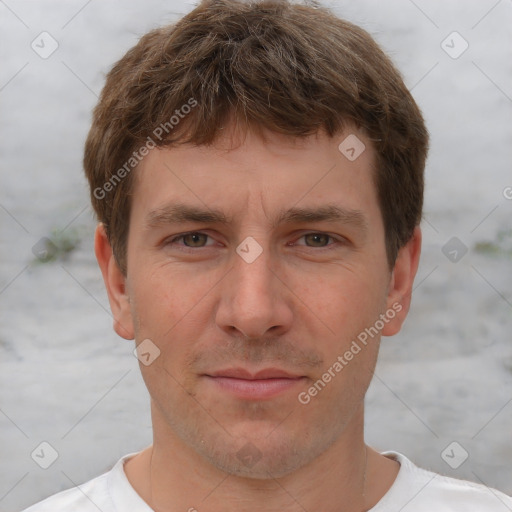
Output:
[95, 124, 421, 511]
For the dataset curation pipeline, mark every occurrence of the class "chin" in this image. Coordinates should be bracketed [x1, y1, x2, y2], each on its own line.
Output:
[189, 420, 336, 480]
[206, 439, 306, 479]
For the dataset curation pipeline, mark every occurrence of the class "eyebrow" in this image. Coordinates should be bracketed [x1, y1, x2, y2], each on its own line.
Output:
[274, 204, 368, 233]
[146, 202, 368, 234]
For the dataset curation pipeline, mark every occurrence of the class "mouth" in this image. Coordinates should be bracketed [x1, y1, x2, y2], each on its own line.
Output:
[203, 367, 306, 400]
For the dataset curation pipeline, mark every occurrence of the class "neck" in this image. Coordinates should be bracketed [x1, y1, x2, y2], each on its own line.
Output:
[125, 405, 399, 512]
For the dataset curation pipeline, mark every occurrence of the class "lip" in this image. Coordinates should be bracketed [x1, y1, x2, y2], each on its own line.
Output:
[204, 367, 305, 400]
[207, 367, 302, 380]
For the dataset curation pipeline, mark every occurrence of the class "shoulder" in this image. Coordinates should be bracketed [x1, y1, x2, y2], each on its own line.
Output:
[21, 472, 112, 512]
[376, 451, 512, 511]
[20, 453, 140, 512]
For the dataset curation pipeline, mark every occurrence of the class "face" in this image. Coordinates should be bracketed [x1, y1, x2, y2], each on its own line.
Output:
[98, 125, 419, 479]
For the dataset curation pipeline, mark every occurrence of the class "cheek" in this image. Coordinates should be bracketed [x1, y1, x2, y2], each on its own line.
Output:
[301, 291, 382, 411]
[129, 266, 222, 385]
[295, 267, 388, 393]
[296, 264, 388, 334]
[130, 265, 210, 330]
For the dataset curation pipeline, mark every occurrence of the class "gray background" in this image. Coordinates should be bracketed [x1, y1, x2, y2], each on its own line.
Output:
[1, 0, 511, 510]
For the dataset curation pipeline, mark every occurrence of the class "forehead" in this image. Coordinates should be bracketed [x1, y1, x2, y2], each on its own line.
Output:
[130, 126, 382, 231]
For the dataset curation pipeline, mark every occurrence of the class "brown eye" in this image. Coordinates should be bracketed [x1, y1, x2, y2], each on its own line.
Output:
[181, 233, 209, 247]
[166, 232, 214, 249]
[304, 233, 331, 247]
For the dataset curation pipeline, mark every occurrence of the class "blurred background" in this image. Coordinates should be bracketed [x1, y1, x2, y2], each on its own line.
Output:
[1, 0, 511, 510]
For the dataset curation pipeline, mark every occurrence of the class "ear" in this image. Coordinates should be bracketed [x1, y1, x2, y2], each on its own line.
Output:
[381, 226, 422, 336]
[94, 223, 134, 340]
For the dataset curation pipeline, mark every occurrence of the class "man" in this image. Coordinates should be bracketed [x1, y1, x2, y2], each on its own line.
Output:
[23, 0, 512, 510]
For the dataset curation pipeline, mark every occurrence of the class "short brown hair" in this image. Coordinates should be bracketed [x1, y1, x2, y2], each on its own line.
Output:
[84, 0, 428, 274]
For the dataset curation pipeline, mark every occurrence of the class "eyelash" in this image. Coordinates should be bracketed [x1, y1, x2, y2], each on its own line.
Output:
[165, 231, 343, 251]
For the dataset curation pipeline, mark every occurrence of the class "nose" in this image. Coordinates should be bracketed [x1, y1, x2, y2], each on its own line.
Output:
[215, 241, 293, 340]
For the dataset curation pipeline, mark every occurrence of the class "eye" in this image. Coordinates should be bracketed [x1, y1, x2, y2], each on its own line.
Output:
[167, 232, 215, 248]
[293, 232, 341, 248]
[164, 231, 344, 251]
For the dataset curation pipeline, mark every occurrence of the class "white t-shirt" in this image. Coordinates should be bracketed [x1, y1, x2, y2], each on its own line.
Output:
[21, 451, 512, 511]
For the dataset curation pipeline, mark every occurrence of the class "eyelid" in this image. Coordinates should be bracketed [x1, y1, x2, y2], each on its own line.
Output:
[291, 231, 344, 248]
[165, 231, 218, 248]
[164, 230, 346, 249]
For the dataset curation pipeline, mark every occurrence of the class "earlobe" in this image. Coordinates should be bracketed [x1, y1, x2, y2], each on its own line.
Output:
[381, 226, 422, 337]
[94, 223, 135, 340]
